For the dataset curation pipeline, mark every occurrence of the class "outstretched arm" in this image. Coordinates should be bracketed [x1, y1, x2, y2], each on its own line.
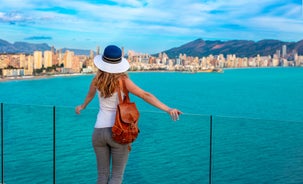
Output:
[75, 80, 97, 114]
[124, 77, 182, 121]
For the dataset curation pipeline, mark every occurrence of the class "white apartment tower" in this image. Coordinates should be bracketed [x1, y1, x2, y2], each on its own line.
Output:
[44, 51, 53, 68]
[33, 51, 43, 69]
[64, 51, 74, 68]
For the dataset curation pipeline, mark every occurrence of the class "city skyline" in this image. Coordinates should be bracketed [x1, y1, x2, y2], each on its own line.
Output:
[1, 42, 302, 79]
[0, 0, 303, 54]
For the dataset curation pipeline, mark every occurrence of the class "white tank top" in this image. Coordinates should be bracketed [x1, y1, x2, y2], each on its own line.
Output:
[94, 90, 123, 128]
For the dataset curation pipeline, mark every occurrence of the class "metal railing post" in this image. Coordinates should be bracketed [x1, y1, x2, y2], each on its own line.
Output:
[209, 115, 213, 184]
[1, 103, 3, 184]
[53, 106, 56, 184]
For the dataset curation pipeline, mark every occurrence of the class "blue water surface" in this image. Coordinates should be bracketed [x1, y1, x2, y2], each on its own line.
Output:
[1, 67, 302, 121]
[0, 67, 303, 184]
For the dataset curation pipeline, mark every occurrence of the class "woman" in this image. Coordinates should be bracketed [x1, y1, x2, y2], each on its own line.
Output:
[75, 45, 181, 184]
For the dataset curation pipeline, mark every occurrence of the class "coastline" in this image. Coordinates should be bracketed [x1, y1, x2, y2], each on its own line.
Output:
[1, 66, 301, 82]
[0, 69, 217, 82]
[0, 73, 93, 82]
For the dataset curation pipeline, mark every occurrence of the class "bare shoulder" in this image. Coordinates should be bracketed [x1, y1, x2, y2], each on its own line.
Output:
[123, 76, 135, 88]
[123, 76, 145, 97]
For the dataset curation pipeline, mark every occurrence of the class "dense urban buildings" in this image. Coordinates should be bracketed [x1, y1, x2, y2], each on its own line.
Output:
[0, 45, 303, 79]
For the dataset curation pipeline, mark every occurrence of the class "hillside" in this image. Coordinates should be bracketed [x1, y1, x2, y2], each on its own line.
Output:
[1, 38, 303, 58]
[161, 38, 303, 58]
[0, 39, 92, 55]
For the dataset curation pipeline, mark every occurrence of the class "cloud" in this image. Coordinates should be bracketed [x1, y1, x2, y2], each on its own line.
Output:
[24, 36, 52, 40]
[0, 11, 27, 22]
[1, 0, 303, 53]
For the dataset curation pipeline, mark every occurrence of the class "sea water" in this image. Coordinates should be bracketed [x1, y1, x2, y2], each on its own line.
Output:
[0, 67, 302, 184]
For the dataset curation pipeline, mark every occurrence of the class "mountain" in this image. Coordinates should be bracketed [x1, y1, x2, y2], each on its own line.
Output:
[0, 39, 92, 55]
[1, 38, 303, 58]
[0, 39, 51, 54]
[161, 38, 303, 58]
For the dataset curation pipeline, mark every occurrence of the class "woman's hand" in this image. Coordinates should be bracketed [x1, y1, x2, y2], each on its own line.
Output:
[75, 105, 84, 114]
[75, 80, 96, 115]
[168, 108, 182, 121]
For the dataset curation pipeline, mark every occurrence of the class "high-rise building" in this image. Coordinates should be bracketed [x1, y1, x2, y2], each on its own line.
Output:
[90, 50, 94, 59]
[19, 54, 26, 68]
[96, 46, 100, 55]
[282, 45, 287, 58]
[44, 51, 53, 68]
[33, 51, 43, 69]
[58, 49, 63, 66]
[25, 56, 34, 75]
[51, 46, 55, 54]
[64, 50, 74, 68]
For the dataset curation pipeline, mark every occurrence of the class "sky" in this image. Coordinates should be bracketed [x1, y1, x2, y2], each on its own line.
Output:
[0, 0, 303, 54]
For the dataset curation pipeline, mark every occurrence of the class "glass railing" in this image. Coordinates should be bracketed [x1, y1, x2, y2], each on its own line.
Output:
[2, 104, 53, 184]
[212, 116, 303, 184]
[1, 103, 302, 184]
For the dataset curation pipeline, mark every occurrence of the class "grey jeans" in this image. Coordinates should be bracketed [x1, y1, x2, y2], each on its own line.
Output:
[92, 128, 129, 184]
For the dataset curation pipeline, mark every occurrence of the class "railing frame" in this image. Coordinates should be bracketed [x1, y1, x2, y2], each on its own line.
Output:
[1, 103, 3, 184]
[53, 106, 56, 184]
[1, 103, 303, 183]
[1, 104, 214, 183]
[0, 104, 58, 184]
[0, 104, 224, 184]
[209, 115, 213, 184]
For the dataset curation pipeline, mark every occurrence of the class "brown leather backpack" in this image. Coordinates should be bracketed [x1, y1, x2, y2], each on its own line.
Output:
[112, 78, 140, 144]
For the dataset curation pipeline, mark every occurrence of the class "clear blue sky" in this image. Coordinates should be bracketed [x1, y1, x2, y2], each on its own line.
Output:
[0, 0, 302, 54]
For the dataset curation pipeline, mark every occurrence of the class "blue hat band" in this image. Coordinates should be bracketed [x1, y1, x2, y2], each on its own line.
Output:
[102, 55, 122, 64]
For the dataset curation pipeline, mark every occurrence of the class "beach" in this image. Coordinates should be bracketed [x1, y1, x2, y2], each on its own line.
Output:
[0, 73, 92, 82]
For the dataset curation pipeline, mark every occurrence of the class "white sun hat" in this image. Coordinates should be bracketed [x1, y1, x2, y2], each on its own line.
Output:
[94, 45, 130, 73]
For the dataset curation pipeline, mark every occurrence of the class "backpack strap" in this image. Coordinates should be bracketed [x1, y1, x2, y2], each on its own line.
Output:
[117, 77, 130, 104]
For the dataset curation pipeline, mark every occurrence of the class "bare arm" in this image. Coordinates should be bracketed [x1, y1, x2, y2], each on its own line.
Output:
[75, 79, 97, 114]
[124, 77, 182, 121]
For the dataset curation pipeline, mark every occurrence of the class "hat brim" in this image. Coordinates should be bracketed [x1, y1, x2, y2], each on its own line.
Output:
[94, 55, 130, 73]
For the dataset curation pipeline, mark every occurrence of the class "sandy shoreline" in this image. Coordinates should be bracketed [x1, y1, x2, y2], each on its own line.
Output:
[0, 73, 93, 82]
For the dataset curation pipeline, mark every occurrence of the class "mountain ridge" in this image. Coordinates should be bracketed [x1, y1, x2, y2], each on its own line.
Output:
[1, 38, 303, 58]
[161, 38, 303, 58]
[0, 39, 92, 55]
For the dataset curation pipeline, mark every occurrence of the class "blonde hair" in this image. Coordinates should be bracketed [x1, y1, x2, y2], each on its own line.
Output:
[93, 70, 127, 98]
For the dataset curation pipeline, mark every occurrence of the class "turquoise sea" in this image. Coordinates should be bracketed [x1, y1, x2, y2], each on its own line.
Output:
[0, 67, 303, 183]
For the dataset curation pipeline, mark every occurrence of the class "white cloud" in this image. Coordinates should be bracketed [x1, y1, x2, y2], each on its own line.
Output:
[252, 16, 303, 33]
[1, 0, 303, 53]
[0, 11, 28, 22]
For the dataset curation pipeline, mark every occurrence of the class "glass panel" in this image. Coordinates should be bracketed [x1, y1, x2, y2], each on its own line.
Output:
[3, 103, 302, 184]
[3, 104, 53, 184]
[56, 106, 96, 184]
[56, 107, 210, 183]
[212, 116, 303, 184]
[124, 112, 210, 184]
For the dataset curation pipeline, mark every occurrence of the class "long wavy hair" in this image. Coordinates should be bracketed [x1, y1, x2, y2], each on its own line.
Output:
[93, 70, 127, 98]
